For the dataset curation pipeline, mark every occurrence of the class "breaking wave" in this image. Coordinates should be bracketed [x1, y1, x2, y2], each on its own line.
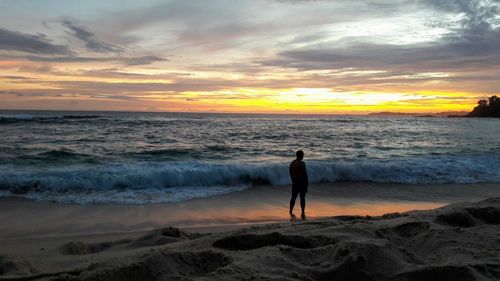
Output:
[0, 114, 101, 124]
[1, 153, 499, 204]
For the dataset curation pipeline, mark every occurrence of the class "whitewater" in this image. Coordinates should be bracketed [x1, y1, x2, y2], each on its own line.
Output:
[0, 110, 499, 204]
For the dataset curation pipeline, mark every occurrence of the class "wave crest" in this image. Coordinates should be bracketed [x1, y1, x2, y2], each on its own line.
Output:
[0, 114, 101, 124]
[0, 153, 499, 204]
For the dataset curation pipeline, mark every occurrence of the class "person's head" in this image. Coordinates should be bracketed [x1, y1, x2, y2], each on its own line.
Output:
[296, 150, 304, 160]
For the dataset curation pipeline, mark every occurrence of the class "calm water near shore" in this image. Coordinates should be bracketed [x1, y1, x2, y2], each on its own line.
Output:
[0, 110, 499, 204]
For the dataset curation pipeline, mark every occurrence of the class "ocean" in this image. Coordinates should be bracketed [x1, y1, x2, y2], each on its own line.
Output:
[0, 110, 499, 204]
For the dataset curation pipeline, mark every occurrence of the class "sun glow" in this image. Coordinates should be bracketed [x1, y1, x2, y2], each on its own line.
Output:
[153, 88, 476, 114]
[1, 0, 497, 114]
[272, 88, 419, 105]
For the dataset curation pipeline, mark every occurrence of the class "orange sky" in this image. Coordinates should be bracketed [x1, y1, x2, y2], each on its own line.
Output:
[1, 0, 498, 113]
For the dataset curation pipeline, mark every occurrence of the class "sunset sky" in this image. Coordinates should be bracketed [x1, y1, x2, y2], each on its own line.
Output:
[0, 0, 499, 113]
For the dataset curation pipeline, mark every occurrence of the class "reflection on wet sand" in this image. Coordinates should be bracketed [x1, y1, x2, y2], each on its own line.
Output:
[1, 182, 499, 238]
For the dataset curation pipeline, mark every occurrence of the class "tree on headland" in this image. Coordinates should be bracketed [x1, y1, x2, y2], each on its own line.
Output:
[478, 99, 488, 107]
[466, 95, 500, 117]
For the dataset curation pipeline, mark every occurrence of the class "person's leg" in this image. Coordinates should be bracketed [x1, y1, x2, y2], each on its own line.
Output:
[299, 191, 306, 216]
[289, 190, 298, 214]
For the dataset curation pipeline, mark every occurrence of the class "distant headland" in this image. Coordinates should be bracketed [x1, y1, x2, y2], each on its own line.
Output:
[466, 95, 500, 117]
[369, 95, 500, 118]
[368, 111, 468, 117]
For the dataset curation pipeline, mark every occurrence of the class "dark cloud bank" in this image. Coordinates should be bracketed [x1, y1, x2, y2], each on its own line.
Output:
[0, 27, 71, 55]
[0, 21, 165, 66]
[61, 19, 125, 53]
[262, 0, 500, 73]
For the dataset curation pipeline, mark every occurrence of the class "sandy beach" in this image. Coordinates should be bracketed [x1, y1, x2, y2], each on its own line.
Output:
[1, 182, 499, 280]
[2, 182, 500, 239]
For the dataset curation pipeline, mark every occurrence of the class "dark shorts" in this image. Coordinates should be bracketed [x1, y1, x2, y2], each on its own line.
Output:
[292, 183, 308, 194]
[291, 188, 306, 200]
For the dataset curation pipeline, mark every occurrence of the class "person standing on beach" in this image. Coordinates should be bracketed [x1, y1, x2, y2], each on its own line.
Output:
[289, 150, 308, 219]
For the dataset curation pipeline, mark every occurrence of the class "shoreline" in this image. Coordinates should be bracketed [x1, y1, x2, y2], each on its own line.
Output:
[1, 182, 499, 239]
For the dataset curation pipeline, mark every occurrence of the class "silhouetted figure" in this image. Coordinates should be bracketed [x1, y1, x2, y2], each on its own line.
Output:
[289, 150, 308, 219]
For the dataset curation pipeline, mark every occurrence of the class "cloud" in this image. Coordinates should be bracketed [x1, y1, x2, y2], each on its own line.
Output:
[2, 0, 499, 112]
[124, 55, 168, 66]
[23, 55, 113, 63]
[94, 0, 361, 52]
[52, 80, 238, 93]
[2, 75, 32, 80]
[263, 37, 500, 72]
[62, 20, 124, 53]
[20, 54, 166, 66]
[0, 90, 24, 96]
[261, 0, 500, 74]
[0, 27, 71, 55]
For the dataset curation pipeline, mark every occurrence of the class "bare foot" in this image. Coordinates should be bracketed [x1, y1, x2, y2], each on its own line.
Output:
[301, 213, 306, 220]
[290, 213, 297, 221]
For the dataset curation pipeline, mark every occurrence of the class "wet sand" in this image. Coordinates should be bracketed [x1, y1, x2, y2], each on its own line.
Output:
[1, 182, 499, 239]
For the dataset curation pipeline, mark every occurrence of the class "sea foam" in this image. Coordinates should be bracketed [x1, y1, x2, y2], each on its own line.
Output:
[0, 153, 499, 204]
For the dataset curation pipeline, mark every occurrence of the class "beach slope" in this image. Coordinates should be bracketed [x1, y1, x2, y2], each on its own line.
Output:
[1, 197, 499, 280]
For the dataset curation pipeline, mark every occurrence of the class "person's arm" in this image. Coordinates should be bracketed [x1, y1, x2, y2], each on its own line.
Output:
[303, 162, 309, 187]
[289, 163, 294, 183]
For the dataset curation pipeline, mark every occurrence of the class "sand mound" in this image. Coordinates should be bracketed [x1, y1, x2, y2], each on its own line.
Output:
[378, 221, 431, 239]
[435, 206, 500, 227]
[160, 226, 201, 239]
[394, 265, 482, 281]
[127, 226, 206, 249]
[59, 227, 205, 255]
[0, 255, 36, 276]
[390, 222, 430, 237]
[59, 239, 132, 255]
[466, 207, 500, 224]
[332, 215, 372, 222]
[64, 250, 231, 281]
[277, 239, 419, 281]
[435, 211, 477, 227]
[213, 231, 338, 250]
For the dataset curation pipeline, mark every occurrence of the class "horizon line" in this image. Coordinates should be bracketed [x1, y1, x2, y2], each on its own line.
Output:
[0, 108, 470, 116]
